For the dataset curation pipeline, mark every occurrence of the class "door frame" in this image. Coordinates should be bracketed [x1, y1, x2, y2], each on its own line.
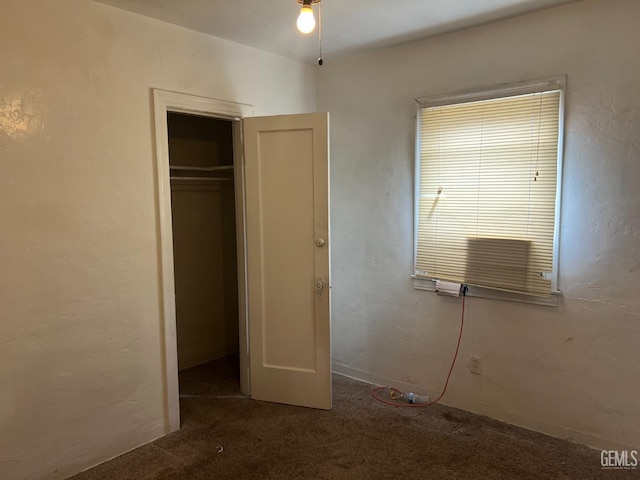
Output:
[152, 89, 254, 433]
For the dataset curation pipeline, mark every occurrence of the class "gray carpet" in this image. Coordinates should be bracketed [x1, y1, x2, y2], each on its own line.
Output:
[70, 356, 628, 479]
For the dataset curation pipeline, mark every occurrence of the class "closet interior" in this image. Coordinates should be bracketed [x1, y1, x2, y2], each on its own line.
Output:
[167, 112, 240, 402]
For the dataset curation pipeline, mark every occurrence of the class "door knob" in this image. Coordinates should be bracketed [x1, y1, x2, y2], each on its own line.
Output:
[315, 277, 324, 299]
[315, 238, 326, 247]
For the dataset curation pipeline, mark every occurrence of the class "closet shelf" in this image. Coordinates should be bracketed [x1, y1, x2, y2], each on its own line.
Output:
[170, 165, 234, 172]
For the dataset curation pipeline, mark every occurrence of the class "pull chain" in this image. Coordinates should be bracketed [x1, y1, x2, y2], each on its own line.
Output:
[318, 2, 323, 65]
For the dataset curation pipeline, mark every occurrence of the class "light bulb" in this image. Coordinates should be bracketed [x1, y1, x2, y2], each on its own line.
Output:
[296, 5, 316, 34]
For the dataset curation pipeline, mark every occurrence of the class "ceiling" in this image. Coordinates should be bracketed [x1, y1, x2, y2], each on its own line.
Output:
[96, 0, 578, 63]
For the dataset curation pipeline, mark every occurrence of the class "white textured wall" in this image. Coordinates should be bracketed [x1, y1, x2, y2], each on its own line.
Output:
[0, 1, 315, 479]
[319, 0, 640, 450]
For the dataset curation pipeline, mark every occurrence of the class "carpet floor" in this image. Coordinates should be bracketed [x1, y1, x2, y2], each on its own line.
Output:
[70, 356, 629, 480]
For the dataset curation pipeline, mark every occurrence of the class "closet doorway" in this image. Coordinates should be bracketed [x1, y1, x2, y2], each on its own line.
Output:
[153, 90, 331, 434]
[167, 112, 241, 405]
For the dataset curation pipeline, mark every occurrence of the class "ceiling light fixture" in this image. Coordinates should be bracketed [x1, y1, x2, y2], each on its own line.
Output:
[296, 0, 320, 34]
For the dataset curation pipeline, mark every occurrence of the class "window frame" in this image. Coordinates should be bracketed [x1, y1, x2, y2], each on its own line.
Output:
[412, 76, 567, 306]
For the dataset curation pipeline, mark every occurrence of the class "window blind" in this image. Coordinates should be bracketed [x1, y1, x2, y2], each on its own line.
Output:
[416, 90, 561, 297]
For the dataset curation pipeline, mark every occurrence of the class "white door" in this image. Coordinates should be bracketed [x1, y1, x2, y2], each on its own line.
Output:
[243, 113, 331, 409]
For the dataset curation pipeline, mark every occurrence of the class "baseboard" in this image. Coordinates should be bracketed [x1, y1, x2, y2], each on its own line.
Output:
[178, 347, 239, 371]
[333, 362, 433, 397]
[332, 362, 637, 452]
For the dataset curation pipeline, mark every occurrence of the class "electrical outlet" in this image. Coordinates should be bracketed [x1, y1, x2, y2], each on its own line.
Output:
[470, 356, 482, 375]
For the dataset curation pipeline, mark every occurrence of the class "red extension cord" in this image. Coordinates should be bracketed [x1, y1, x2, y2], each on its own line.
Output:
[370, 291, 466, 408]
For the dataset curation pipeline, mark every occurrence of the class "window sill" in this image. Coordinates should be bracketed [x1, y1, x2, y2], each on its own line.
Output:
[412, 276, 560, 307]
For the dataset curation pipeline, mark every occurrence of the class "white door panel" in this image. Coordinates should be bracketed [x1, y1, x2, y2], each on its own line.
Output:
[244, 113, 331, 409]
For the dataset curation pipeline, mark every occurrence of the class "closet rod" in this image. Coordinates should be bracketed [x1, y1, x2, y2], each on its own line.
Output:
[170, 176, 233, 182]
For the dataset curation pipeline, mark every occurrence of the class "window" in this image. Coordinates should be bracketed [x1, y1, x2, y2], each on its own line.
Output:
[414, 77, 565, 301]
